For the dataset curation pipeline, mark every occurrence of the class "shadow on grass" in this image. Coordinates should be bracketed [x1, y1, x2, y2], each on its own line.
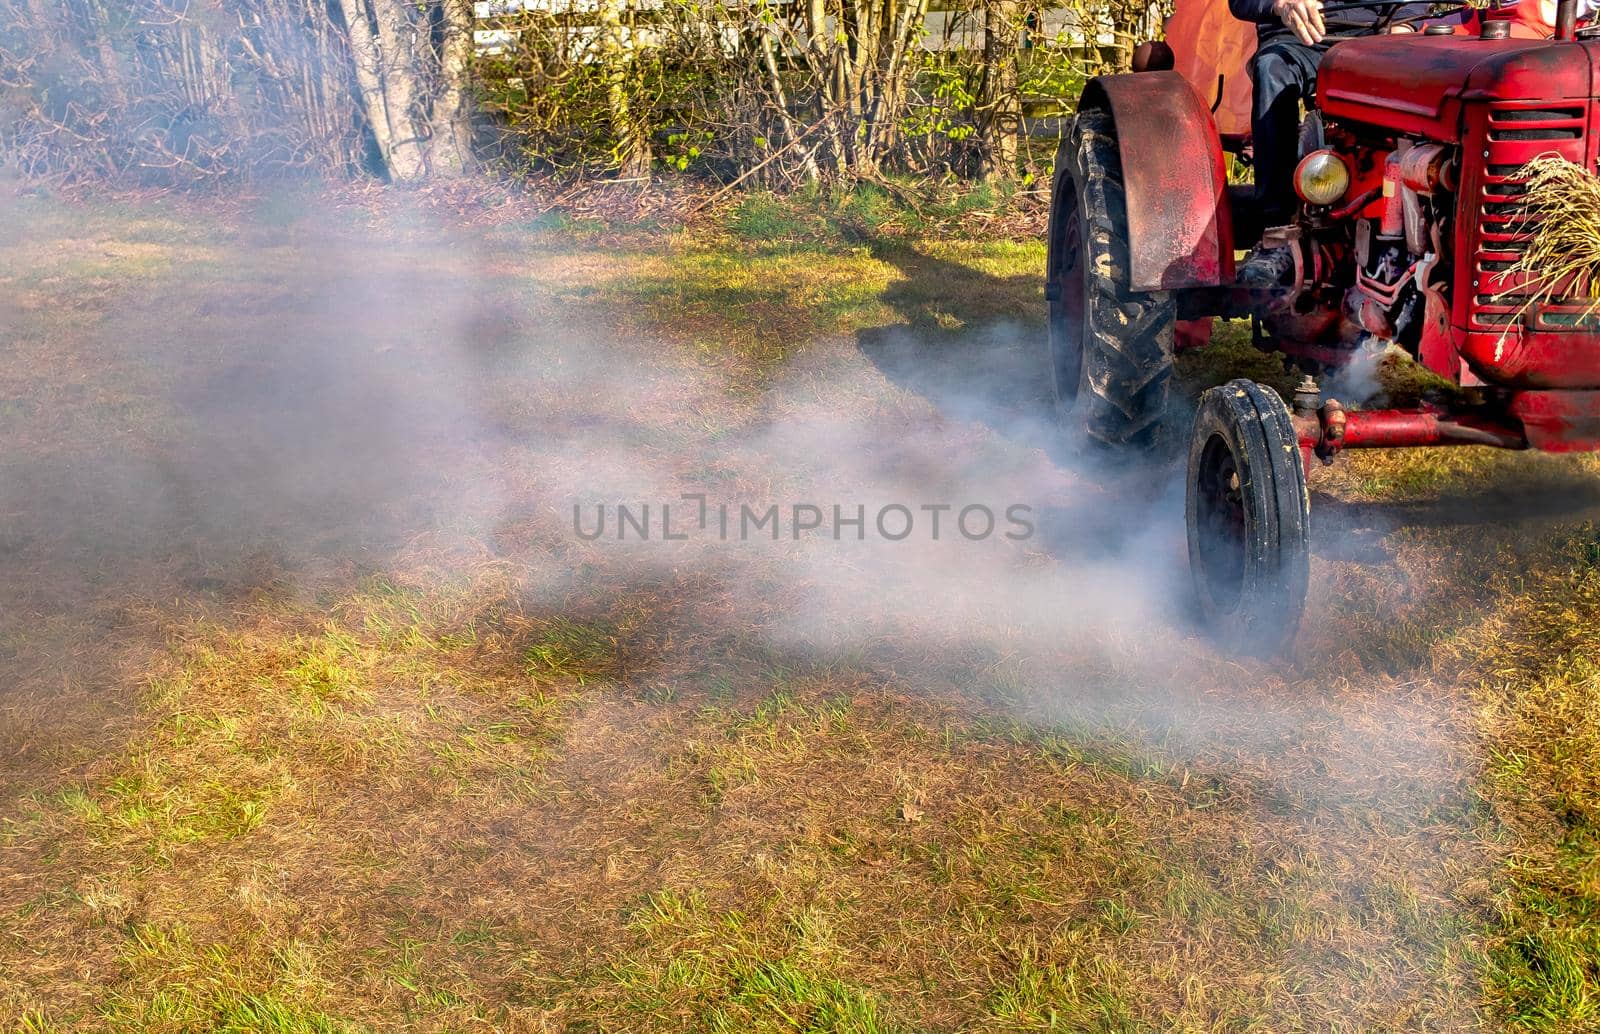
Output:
[1317, 475, 1600, 532]
[853, 240, 1057, 452]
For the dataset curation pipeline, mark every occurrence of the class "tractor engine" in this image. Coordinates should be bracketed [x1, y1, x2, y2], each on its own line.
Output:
[1251, 126, 1459, 372]
[1307, 30, 1600, 390]
[1337, 138, 1456, 355]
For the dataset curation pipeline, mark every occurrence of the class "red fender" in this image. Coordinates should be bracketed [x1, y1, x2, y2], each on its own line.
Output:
[1080, 72, 1235, 292]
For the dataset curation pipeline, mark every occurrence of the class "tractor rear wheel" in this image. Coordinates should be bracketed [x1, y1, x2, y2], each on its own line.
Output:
[1046, 109, 1176, 451]
[1186, 379, 1310, 655]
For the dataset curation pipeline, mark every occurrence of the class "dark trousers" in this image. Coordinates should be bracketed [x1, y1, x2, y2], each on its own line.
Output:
[1249, 37, 1324, 226]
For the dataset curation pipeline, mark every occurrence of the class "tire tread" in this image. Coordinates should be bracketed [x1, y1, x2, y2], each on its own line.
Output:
[1062, 109, 1176, 449]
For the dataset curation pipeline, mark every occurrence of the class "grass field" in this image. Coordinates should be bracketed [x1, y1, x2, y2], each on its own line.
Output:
[1, 188, 1598, 1032]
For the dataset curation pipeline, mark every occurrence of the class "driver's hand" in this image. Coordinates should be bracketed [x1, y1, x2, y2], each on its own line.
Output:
[1273, 0, 1326, 44]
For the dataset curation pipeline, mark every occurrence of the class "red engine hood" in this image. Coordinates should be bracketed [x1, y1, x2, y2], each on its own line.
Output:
[1319, 35, 1597, 140]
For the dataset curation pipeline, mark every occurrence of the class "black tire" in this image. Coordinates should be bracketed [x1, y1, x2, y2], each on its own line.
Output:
[1186, 379, 1311, 655]
[1046, 108, 1176, 451]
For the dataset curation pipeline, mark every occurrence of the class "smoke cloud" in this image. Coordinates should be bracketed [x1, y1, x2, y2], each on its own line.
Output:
[0, 190, 1480, 870]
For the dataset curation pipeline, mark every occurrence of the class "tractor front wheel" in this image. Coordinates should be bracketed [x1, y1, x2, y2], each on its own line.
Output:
[1047, 109, 1176, 451]
[1186, 379, 1310, 655]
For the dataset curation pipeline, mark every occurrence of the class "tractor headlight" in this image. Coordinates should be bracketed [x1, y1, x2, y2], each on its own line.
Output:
[1294, 150, 1352, 206]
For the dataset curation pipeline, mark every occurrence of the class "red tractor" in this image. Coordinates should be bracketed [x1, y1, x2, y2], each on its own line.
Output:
[1047, 0, 1600, 652]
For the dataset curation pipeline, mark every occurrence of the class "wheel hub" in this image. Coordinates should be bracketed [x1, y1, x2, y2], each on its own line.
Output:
[1194, 434, 1246, 613]
[1049, 183, 1086, 411]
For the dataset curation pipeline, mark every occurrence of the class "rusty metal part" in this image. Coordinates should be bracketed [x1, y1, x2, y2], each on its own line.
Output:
[1351, 293, 1395, 337]
[1556, 0, 1577, 39]
[1132, 41, 1175, 72]
[1511, 390, 1600, 451]
[1397, 142, 1453, 193]
[1296, 399, 1528, 464]
[1402, 184, 1426, 256]
[1348, 247, 1420, 338]
[1415, 244, 1459, 380]
[1292, 375, 1322, 416]
[1080, 72, 1234, 292]
[1323, 400, 1348, 444]
[1290, 391, 1337, 471]
[1330, 186, 1382, 221]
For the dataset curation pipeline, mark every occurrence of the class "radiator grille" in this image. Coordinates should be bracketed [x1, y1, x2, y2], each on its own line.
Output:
[1487, 105, 1585, 141]
[1469, 104, 1595, 333]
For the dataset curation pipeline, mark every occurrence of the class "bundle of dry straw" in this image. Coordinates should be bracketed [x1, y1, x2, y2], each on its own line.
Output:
[1498, 154, 1600, 319]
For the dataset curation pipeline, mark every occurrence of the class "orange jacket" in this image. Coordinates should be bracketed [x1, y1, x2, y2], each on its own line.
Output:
[1165, 0, 1257, 136]
[1469, 0, 1591, 36]
[1163, 0, 1589, 139]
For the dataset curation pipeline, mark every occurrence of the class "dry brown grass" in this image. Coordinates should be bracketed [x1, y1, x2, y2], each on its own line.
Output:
[1498, 156, 1600, 321]
[0, 193, 1595, 1032]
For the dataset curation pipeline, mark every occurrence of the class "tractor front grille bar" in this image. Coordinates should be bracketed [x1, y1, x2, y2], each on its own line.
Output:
[1469, 102, 1594, 333]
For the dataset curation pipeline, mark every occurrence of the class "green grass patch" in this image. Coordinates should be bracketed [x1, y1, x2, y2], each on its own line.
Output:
[1458, 526, 1600, 1027]
[607, 891, 891, 1032]
[98, 923, 360, 1033]
[724, 179, 1036, 248]
[523, 617, 620, 685]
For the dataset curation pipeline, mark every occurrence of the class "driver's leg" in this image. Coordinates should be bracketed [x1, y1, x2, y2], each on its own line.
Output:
[1249, 38, 1323, 226]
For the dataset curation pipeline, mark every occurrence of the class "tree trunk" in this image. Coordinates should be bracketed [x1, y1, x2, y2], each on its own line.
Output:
[335, 0, 403, 178]
[863, 0, 927, 164]
[805, 0, 848, 175]
[833, 1, 857, 165]
[84, 1, 127, 111]
[847, 0, 878, 117]
[759, 28, 819, 183]
[979, 0, 1021, 180]
[429, 0, 475, 177]
[368, 0, 427, 181]
[307, 0, 344, 157]
[804, 0, 831, 90]
[598, 0, 649, 177]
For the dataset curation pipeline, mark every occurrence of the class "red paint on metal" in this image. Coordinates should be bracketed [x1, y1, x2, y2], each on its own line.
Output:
[1449, 63, 1600, 388]
[1176, 318, 1213, 350]
[1459, 323, 1600, 389]
[1293, 414, 1319, 476]
[1318, 35, 1594, 143]
[1337, 409, 1523, 448]
[1330, 185, 1382, 220]
[1418, 279, 1460, 382]
[1511, 390, 1600, 450]
[1340, 410, 1449, 447]
[1380, 152, 1405, 237]
[1313, 36, 1600, 392]
[1292, 395, 1600, 457]
[1311, 408, 1526, 453]
[1082, 72, 1234, 292]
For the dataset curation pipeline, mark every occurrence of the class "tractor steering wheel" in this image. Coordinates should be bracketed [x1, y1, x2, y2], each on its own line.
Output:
[1316, 0, 1473, 37]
